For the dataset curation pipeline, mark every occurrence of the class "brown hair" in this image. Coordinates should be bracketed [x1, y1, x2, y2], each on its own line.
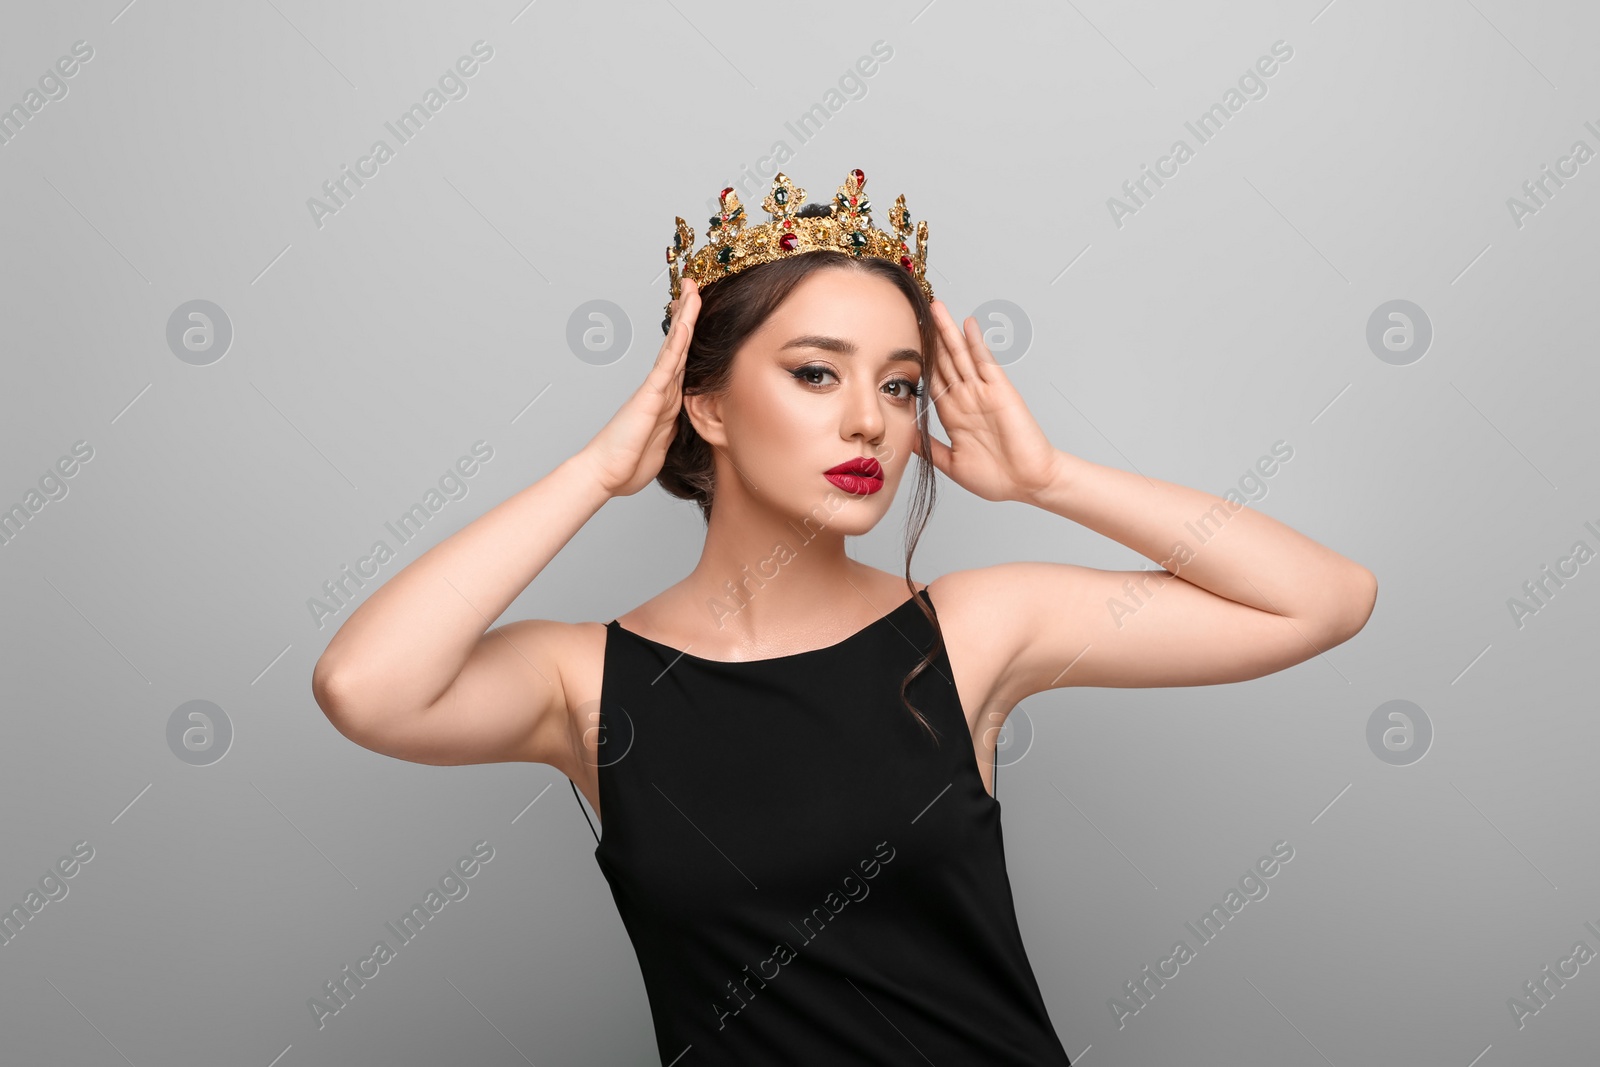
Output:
[656, 205, 947, 741]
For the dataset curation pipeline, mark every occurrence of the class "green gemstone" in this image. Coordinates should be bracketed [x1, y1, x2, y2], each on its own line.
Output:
[716, 247, 733, 265]
[774, 188, 788, 205]
[849, 231, 867, 247]
[708, 215, 720, 229]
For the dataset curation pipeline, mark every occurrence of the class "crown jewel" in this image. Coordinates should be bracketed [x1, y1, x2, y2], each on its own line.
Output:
[663, 168, 932, 333]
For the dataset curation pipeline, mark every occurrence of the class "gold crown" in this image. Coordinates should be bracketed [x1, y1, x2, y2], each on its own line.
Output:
[663, 168, 932, 333]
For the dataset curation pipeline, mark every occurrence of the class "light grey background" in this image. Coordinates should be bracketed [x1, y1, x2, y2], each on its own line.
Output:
[2, 0, 1597, 1064]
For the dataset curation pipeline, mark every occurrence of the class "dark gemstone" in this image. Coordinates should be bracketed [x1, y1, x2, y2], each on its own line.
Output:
[716, 247, 733, 264]
[849, 231, 867, 247]
[774, 188, 788, 205]
[662, 315, 671, 335]
[708, 216, 721, 228]
[673, 233, 682, 250]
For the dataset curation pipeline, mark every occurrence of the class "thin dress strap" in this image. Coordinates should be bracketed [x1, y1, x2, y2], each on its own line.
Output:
[571, 778, 600, 843]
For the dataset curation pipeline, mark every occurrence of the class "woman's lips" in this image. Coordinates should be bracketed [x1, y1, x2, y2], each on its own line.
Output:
[824, 472, 883, 495]
[823, 457, 884, 495]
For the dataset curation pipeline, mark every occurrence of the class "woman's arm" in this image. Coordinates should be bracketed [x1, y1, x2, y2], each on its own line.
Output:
[311, 454, 612, 765]
[1042, 451, 1374, 631]
[944, 453, 1376, 703]
[312, 278, 702, 767]
[914, 298, 1375, 703]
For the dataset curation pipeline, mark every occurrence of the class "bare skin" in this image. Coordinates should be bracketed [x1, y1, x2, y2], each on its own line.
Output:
[312, 269, 1378, 831]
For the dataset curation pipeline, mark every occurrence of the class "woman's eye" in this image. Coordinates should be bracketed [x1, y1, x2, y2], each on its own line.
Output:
[886, 378, 923, 401]
[793, 365, 835, 387]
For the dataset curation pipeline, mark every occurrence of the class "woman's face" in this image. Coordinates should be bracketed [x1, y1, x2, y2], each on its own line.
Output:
[692, 267, 926, 535]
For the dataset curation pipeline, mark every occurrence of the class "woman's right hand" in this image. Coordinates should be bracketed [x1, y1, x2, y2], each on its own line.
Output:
[579, 276, 702, 498]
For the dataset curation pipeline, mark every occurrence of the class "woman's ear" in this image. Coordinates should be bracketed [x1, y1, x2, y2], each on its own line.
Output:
[684, 391, 728, 448]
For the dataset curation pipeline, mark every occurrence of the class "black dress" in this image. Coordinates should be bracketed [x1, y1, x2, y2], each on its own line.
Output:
[572, 586, 1072, 1065]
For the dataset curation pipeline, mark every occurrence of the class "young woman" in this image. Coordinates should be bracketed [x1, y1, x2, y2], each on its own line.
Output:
[312, 178, 1377, 1066]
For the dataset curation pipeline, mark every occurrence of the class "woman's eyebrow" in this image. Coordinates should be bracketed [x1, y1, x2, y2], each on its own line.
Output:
[779, 334, 923, 365]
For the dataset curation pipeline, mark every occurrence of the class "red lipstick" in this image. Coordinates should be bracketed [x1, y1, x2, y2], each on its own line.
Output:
[823, 456, 884, 495]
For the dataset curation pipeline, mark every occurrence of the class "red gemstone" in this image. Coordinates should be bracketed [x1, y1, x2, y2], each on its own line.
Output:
[849, 196, 857, 206]
[900, 255, 913, 269]
[780, 232, 799, 251]
[721, 186, 734, 198]
[782, 220, 792, 229]
[852, 168, 865, 185]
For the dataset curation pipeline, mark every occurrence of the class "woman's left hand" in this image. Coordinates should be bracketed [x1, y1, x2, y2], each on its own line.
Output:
[913, 300, 1063, 503]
